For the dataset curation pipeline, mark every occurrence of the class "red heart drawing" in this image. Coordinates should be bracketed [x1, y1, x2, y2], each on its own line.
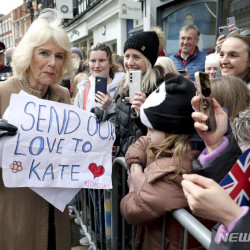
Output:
[89, 163, 105, 179]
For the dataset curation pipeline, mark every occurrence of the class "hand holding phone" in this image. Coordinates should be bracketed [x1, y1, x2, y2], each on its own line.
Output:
[129, 70, 142, 104]
[218, 26, 229, 37]
[95, 76, 107, 102]
[194, 72, 216, 131]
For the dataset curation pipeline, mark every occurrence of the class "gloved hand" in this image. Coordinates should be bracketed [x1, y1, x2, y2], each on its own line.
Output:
[90, 107, 104, 123]
[0, 119, 18, 137]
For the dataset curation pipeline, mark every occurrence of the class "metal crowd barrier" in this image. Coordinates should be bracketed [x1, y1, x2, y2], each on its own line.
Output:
[72, 157, 212, 250]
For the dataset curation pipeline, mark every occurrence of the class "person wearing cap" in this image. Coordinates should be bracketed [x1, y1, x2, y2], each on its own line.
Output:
[109, 29, 166, 157]
[120, 74, 207, 249]
[0, 42, 13, 81]
[170, 24, 207, 81]
[61, 47, 89, 97]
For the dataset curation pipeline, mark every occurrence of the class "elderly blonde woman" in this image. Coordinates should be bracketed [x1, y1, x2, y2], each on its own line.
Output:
[205, 53, 220, 79]
[0, 9, 75, 250]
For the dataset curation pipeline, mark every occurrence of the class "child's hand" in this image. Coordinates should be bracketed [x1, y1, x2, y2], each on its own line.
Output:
[129, 163, 146, 191]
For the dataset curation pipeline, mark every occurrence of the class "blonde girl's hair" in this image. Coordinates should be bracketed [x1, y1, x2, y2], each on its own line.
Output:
[146, 133, 193, 179]
[72, 72, 89, 99]
[155, 56, 179, 75]
[119, 54, 162, 96]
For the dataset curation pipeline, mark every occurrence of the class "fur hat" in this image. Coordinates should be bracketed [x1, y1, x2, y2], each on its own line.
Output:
[71, 47, 83, 59]
[123, 31, 159, 66]
[140, 75, 196, 134]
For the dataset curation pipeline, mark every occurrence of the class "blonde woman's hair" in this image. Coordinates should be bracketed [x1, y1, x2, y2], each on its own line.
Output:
[146, 133, 193, 179]
[210, 76, 250, 124]
[119, 55, 162, 96]
[155, 56, 179, 75]
[12, 9, 75, 84]
[72, 72, 89, 99]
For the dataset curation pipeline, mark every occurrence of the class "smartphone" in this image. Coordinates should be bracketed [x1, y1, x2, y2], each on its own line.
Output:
[219, 26, 229, 37]
[129, 70, 142, 104]
[194, 71, 216, 131]
[178, 70, 186, 76]
[95, 76, 107, 98]
[227, 16, 236, 26]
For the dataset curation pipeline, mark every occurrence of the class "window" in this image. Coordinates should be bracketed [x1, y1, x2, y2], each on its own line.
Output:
[19, 22, 22, 37]
[162, 2, 217, 56]
[24, 19, 28, 33]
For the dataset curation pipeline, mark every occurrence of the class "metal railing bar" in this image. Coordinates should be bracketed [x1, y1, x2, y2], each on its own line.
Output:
[172, 208, 211, 249]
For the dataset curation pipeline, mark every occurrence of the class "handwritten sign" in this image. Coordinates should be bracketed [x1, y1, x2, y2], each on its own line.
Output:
[2, 91, 115, 189]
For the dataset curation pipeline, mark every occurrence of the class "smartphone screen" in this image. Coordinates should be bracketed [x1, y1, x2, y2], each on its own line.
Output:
[129, 70, 142, 104]
[178, 70, 186, 76]
[95, 76, 107, 98]
[194, 72, 216, 131]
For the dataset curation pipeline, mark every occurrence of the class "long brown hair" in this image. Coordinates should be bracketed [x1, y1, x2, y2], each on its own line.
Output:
[146, 133, 193, 179]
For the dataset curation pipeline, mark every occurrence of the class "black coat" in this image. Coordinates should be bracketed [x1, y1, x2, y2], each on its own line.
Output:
[111, 78, 165, 157]
[111, 95, 147, 157]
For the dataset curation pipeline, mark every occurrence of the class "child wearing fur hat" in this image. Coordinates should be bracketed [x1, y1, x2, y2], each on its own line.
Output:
[120, 75, 206, 249]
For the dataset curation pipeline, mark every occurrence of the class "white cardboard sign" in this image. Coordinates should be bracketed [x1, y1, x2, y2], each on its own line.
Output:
[2, 91, 115, 189]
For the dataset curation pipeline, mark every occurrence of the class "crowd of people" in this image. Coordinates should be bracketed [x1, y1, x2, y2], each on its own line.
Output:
[0, 7, 249, 250]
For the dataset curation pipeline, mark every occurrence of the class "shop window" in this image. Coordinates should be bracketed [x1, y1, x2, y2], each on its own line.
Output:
[163, 2, 217, 56]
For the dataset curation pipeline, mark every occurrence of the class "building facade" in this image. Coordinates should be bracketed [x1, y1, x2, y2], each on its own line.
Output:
[1, 0, 250, 55]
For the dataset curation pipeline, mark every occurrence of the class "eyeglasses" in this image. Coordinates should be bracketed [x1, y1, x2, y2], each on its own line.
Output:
[229, 28, 250, 36]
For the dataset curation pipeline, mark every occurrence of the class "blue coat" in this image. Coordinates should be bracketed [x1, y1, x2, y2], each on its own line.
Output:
[170, 48, 207, 81]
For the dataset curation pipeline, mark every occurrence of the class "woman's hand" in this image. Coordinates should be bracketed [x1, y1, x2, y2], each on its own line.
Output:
[95, 91, 112, 110]
[191, 96, 227, 152]
[216, 35, 227, 53]
[125, 92, 146, 117]
[181, 174, 243, 227]
[127, 163, 145, 192]
[183, 70, 195, 84]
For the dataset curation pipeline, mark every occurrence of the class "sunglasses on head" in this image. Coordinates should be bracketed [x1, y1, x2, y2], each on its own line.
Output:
[229, 28, 250, 36]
